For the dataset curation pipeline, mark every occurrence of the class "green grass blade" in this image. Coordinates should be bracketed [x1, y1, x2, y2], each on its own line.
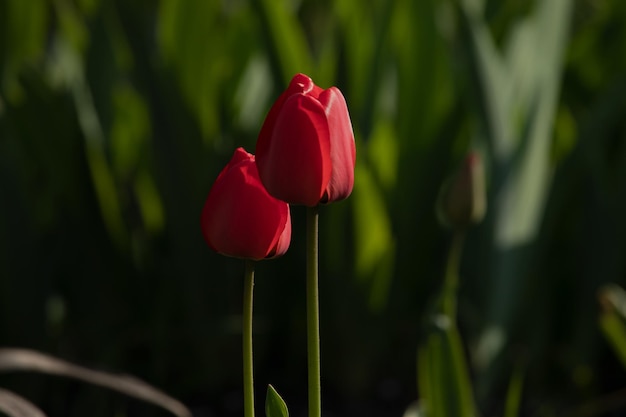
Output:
[599, 285, 626, 369]
[503, 365, 525, 417]
[457, 0, 574, 379]
[254, 0, 313, 85]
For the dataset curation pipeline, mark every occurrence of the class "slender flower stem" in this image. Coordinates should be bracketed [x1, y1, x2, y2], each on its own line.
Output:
[306, 206, 321, 417]
[243, 260, 255, 417]
[441, 231, 465, 318]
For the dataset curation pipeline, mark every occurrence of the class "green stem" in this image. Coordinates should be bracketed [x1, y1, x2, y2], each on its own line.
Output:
[243, 260, 255, 417]
[441, 232, 465, 318]
[306, 206, 321, 417]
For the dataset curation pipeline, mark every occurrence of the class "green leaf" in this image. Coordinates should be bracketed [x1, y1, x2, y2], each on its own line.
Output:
[367, 120, 399, 192]
[458, 0, 574, 378]
[3, 0, 48, 102]
[600, 311, 626, 370]
[417, 314, 478, 417]
[458, 0, 573, 246]
[265, 385, 289, 417]
[255, 0, 313, 85]
[352, 160, 395, 311]
[599, 285, 626, 370]
[503, 365, 525, 417]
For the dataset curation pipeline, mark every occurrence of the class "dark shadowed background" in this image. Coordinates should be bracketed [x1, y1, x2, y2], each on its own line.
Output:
[2, 0, 626, 416]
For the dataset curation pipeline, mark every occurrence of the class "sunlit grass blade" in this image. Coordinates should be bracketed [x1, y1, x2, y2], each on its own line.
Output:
[0, 388, 47, 417]
[352, 160, 395, 311]
[600, 312, 626, 374]
[599, 285, 626, 369]
[48, 38, 127, 249]
[455, 0, 574, 389]
[503, 365, 525, 417]
[0, 348, 191, 417]
[402, 400, 426, 417]
[254, 0, 313, 84]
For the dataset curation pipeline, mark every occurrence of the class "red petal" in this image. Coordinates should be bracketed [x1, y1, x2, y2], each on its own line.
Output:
[318, 87, 356, 203]
[290, 73, 315, 94]
[201, 149, 290, 260]
[268, 207, 292, 258]
[257, 93, 332, 206]
[257, 74, 314, 169]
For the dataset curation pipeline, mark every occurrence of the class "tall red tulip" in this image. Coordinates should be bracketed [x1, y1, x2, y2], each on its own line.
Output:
[256, 73, 356, 206]
[201, 147, 291, 260]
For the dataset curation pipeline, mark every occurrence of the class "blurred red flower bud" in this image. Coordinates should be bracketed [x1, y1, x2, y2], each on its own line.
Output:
[436, 152, 487, 230]
[201, 148, 291, 260]
[256, 73, 356, 206]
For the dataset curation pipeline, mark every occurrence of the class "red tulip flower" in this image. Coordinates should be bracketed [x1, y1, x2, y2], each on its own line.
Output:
[256, 73, 356, 206]
[201, 147, 291, 260]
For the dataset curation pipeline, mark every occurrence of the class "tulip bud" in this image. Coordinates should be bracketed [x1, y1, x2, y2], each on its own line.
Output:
[436, 152, 486, 230]
[256, 73, 356, 206]
[201, 148, 291, 260]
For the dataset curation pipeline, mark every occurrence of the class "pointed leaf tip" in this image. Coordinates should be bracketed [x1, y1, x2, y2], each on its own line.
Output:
[265, 384, 289, 417]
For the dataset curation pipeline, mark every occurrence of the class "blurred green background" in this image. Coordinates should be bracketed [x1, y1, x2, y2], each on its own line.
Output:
[2, 0, 626, 416]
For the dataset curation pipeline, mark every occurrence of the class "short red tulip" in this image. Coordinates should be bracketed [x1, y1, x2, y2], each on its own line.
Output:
[256, 73, 356, 206]
[201, 148, 291, 260]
